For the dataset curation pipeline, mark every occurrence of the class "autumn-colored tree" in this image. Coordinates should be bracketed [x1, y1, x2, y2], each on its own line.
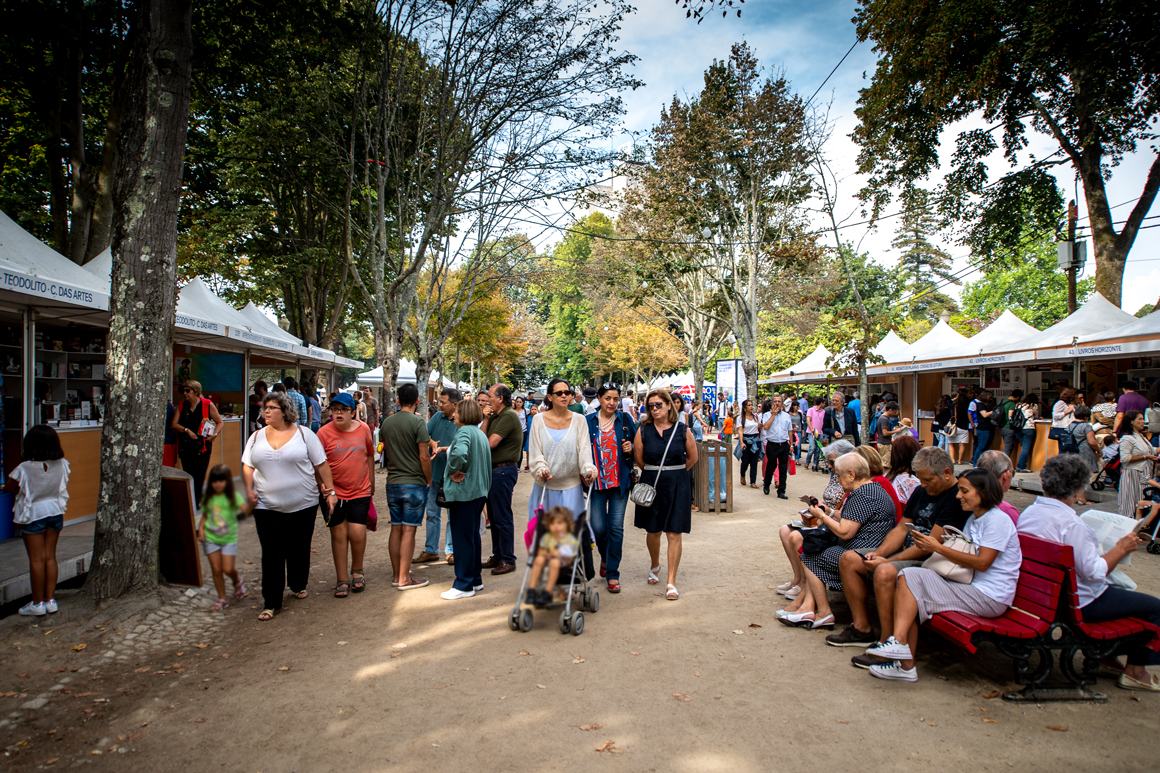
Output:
[592, 310, 686, 393]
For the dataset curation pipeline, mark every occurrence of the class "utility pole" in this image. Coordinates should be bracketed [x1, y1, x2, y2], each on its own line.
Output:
[1067, 199, 1078, 314]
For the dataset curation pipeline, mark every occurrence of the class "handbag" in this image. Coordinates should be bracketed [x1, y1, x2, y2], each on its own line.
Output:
[921, 525, 978, 584]
[630, 423, 679, 508]
[800, 525, 838, 554]
[940, 420, 957, 437]
[367, 501, 378, 532]
[435, 482, 448, 508]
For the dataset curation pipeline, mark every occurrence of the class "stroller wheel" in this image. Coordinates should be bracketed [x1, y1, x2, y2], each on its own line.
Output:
[508, 609, 521, 631]
[570, 611, 585, 636]
[1148, 541, 1160, 556]
[1091, 479, 1105, 491]
[558, 610, 571, 634]
[519, 608, 534, 632]
[584, 588, 600, 613]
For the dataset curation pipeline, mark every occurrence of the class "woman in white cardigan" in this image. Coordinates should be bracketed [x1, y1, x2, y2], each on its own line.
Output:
[528, 378, 598, 521]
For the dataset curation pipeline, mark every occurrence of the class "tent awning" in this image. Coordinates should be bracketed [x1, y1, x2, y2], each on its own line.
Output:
[0, 209, 110, 312]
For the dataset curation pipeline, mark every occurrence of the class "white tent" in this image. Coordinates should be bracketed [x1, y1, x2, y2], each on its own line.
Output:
[946, 310, 1040, 358]
[0, 209, 109, 313]
[175, 277, 287, 352]
[236, 302, 305, 346]
[1012, 293, 1136, 358]
[899, 319, 969, 364]
[355, 362, 455, 388]
[761, 345, 832, 384]
[650, 370, 716, 389]
[1029, 305, 1160, 360]
[872, 331, 912, 362]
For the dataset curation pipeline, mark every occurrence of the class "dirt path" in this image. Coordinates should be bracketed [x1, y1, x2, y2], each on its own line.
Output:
[3, 467, 1159, 771]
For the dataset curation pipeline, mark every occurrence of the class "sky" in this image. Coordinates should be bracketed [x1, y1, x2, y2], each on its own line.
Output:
[585, 0, 1158, 313]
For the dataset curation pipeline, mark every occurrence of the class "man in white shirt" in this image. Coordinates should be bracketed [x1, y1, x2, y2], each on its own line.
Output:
[620, 390, 635, 415]
[761, 395, 793, 499]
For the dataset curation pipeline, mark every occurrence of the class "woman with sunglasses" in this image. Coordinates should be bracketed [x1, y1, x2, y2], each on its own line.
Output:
[634, 389, 699, 600]
[734, 399, 761, 489]
[171, 379, 223, 504]
[528, 378, 597, 533]
[585, 383, 637, 593]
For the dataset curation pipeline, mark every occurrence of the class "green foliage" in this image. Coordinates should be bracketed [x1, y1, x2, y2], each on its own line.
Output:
[890, 187, 959, 321]
[960, 237, 1094, 329]
[1136, 305, 1154, 319]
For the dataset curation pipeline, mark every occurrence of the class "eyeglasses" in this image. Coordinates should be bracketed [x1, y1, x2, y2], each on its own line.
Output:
[551, 390, 573, 397]
[648, 402, 666, 410]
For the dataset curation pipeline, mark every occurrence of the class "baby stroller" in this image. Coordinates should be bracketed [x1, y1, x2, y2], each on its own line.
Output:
[1138, 485, 1160, 555]
[1090, 455, 1122, 492]
[508, 487, 599, 636]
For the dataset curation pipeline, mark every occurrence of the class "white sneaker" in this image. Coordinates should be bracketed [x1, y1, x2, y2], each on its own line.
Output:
[473, 583, 484, 591]
[869, 661, 918, 682]
[873, 636, 913, 661]
[19, 601, 45, 616]
[45, 599, 58, 614]
[440, 588, 476, 600]
[783, 585, 802, 599]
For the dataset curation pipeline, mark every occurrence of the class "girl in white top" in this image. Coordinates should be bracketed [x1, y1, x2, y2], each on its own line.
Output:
[9, 425, 70, 616]
[242, 391, 338, 621]
[528, 379, 597, 522]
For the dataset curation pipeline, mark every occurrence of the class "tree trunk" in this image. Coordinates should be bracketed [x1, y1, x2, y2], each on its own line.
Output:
[88, 0, 192, 601]
[377, 325, 402, 415]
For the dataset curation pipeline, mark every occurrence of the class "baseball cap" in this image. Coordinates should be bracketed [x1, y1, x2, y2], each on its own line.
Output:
[331, 392, 358, 410]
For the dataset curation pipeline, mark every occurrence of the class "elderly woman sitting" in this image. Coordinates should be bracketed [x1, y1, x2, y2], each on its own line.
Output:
[777, 452, 897, 629]
[775, 440, 855, 599]
[1018, 454, 1160, 691]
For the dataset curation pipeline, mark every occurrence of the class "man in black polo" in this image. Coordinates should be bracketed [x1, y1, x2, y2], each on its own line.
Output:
[481, 383, 523, 575]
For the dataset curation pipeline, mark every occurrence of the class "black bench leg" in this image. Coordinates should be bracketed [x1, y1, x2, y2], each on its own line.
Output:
[1001, 643, 1108, 703]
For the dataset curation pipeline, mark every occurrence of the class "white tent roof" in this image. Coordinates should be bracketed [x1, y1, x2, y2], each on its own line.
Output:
[82, 246, 112, 280]
[176, 277, 275, 346]
[236, 302, 303, 345]
[945, 310, 1040, 357]
[650, 370, 715, 389]
[1078, 307, 1160, 343]
[355, 362, 454, 388]
[903, 319, 969, 362]
[0, 209, 109, 310]
[1009, 293, 1136, 352]
[872, 331, 911, 362]
[760, 344, 833, 384]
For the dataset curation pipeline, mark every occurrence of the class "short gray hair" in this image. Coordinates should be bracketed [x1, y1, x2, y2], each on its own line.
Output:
[1040, 454, 1090, 499]
[262, 391, 298, 424]
[834, 452, 870, 480]
[912, 446, 954, 475]
[825, 439, 855, 460]
[977, 450, 1013, 478]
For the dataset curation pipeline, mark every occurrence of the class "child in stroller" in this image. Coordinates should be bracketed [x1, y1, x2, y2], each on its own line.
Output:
[531, 506, 579, 604]
[1091, 435, 1122, 491]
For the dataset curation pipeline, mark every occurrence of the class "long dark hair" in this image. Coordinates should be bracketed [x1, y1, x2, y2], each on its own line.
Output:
[202, 464, 237, 510]
[22, 425, 64, 462]
[740, 399, 754, 427]
[1118, 410, 1144, 439]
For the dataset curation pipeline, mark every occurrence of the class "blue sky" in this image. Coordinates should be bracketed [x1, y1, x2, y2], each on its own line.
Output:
[606, 0, 1159, 313]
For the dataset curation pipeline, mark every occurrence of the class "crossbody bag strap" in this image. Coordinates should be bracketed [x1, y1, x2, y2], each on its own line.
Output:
[651, 423, 679, 485]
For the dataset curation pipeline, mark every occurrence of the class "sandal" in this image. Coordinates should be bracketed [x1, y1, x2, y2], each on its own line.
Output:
[666, 584, 679, 600]
[294, 590, 308, 600]
[334, 582, 350, 599]
[233, 578, 247, 600]
[600, 562, 606, 579]
[210, 598, 228, 611]
[351, 571, 365, 593]
[258, 609, 277, 621]
[647, 566, 661, 585]
[607, 579, 621, 594]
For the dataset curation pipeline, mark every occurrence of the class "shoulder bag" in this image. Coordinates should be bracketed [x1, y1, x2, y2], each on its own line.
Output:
[921, 525, 978, 584]
[629, 423, 679, 508]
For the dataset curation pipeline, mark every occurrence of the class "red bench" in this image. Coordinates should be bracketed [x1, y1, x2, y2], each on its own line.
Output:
[924, 534, 1160, 702]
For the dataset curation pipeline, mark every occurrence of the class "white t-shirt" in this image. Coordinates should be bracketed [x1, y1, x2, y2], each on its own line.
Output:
[964, 508, 1023, 605]
[242, 426, 327, 513]
[619, 397, 635, 414]
[584, 399, 599, 415]
[10, 459, 71, 525]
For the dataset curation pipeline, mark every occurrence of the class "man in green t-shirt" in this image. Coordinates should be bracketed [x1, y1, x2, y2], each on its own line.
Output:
[481, 383, 524, 574]
[997, 388, 1022, 460]
[381, 383, 432, 590]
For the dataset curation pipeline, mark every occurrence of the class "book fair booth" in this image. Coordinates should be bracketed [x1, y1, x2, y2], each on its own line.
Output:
[0, 210, 360, 539]
[762, 294, 1158, 471]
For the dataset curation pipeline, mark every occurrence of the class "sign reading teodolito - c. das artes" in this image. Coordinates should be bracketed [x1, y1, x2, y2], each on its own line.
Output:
[1, 269, 105, 309]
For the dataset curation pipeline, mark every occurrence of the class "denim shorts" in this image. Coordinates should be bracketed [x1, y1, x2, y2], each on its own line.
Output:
[20, 515, 64, 535]
[204, 541, 238, 556]
[387, 484, 427, 526]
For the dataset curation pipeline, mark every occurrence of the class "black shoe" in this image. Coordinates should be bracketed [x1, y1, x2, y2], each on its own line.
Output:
[777, 492, 788, 499]
[851, 651, 893, 669]
[763, 485, 770, 495]
[826, 625, 877, 648]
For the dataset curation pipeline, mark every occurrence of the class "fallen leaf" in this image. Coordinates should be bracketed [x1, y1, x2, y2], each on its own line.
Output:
[71, 644, 86, 652]
[436, 685, 447, 690]
[176, 652, 184, 657]
[141, 722, 148, 727]
[536, 684, 546, 689]
[194, 718, 205, 723]
[390, 653, 400, 659]
[694, 671, 701, 677]
[748, 623, 762, 628]
[277, 667, 290, 672]
[45, 758, 59, 765]
[579, 724, 602, 731]
[52, 667, 65, 672]
[134, 668, 150, 673]
[337, 641, 348, 646]
[499, 696, 506, 700]
[518, 650, 533, 656]
[17, 673, 29, 678]
[928, 722, 937, 727]
[195, 644, 208, 649]
[672, 693, 693, 702]
[629, 651, 640, 656]
[393, 643, 408, 649]
[571, 653, 583, 659]
[982, 690, 1000, 699]
[1047, 725, 1068, 732]
[245, 560, 253, 564]
[595, 739, 617, 753]
[573, 658, 585, 664]
[836, 720, 849, 724]
[983, 719, 998, 723]
[732, 630, 744, 635]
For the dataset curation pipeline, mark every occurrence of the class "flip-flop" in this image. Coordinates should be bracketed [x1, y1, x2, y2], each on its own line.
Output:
[647, 566, 661, 585]
[258, 609, 277, 621]
[334, 582, 350, 598]
[666, 584, 679, 600]
[210, 598, 228, 611]
[396, 577, 430, 591]
[607, 579, 621, 594]
[294, 590, 308, 600]
[351, 571, 365, 593]
[233, 578, 247, 600]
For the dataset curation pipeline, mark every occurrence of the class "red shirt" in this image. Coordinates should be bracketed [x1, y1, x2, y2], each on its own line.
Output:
[874, 475, 904, 522]
[316, 420, 374, 499]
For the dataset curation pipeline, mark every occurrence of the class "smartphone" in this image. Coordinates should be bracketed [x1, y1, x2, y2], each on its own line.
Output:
[854, 548, 871, 558]
[904, 522, 918, 532]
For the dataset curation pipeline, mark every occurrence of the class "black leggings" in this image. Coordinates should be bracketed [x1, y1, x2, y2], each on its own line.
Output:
[253, 506, 318, 611]
[179, 449, 212, 505]
[740, 445, 760, 484]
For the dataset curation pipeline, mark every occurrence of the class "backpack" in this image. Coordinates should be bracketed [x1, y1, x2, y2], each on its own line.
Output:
[1057, 421, 1080, 454]
[1147, 402, 1160, 435]
[870, 410, 883, 441]
[992, 400, 1012, 429]
[1007, 404, 1027, 431]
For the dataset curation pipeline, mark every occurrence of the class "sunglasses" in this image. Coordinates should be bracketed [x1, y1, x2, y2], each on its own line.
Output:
[601, 382, 619, 390]
[648, 402, 666, 410]
[551, 390, 574, 397]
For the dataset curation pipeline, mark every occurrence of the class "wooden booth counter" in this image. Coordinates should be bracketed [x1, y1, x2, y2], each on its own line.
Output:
[57, 418, 243, 525]
[916, 416, 1051, 471]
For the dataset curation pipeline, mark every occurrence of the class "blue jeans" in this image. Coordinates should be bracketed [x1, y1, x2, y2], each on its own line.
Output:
[971, 429, 992, 465]
[706, 455, 727, 502]
[1016, 427, 1036, 469]
[805, 435, 821, 468]
[424, 484, 453, 556]
[386, 484, 427, 526]
[935, 431, 948, 451]
[448, 497, 485, 591]
[589, 487, 628, 581]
